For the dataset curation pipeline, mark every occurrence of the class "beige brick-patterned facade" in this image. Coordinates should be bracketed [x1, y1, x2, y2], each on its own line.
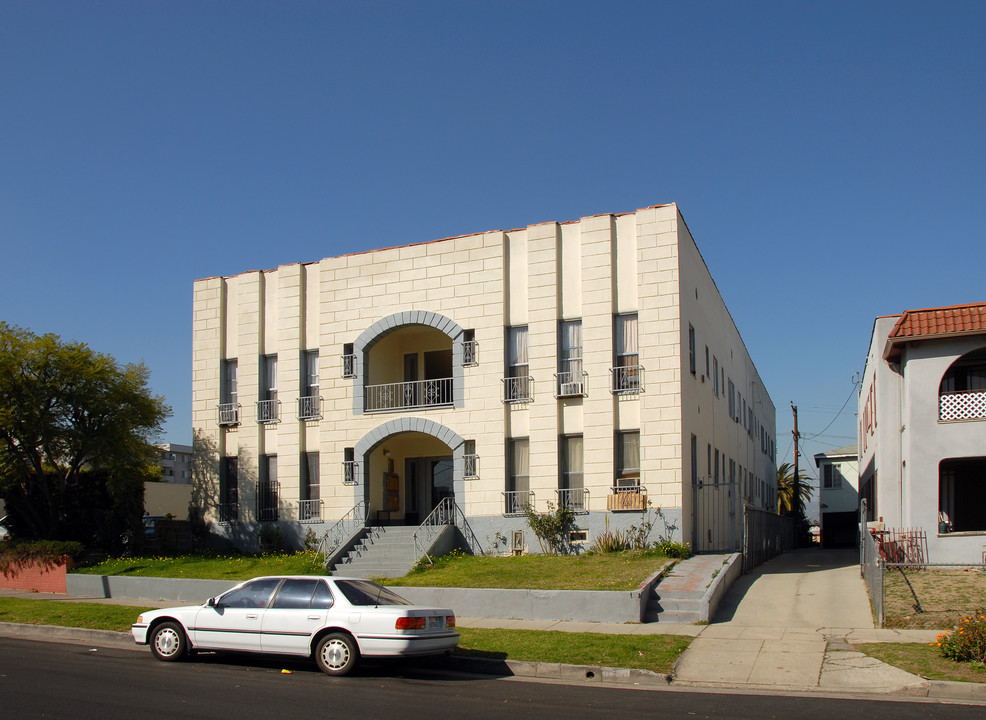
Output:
[192, 203, 776, 553]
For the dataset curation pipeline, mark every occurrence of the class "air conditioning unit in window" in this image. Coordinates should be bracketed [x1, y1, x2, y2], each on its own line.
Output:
[560, 382, 583, 397]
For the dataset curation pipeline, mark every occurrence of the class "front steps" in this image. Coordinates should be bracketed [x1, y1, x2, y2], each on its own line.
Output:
[645, 554, 732, 623]
[330, 526, 421, 579]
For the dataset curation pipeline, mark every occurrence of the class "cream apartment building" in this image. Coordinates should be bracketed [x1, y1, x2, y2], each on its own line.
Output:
[192, 203, 777, 556]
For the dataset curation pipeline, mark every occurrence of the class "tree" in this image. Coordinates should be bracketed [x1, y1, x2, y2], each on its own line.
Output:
[776, 462, 813, 517]
[0, 323, 170, 542]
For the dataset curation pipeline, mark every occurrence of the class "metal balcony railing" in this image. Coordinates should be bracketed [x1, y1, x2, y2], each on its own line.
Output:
[257, 481, 279, 521]
[341, 354, 356, 378]
[556, 487, 589, 514]
[218, 502, 238, 524]
[463, 340, 478, 366]
[554, 371, 588, 398]
[257, 399, 280, 424]
[463, 453, 479, 479]
[610, 365, 644, 394]
[364, 377, 453, 411]
[502, 490, 534, 516]
[502, 376, 533, 403]
[608, 483, 648, 511]
[299, 499, 323, 523]
[342, 460, 360, 485]
[298, 395, 322, 421]
[218, 403, 240, 426]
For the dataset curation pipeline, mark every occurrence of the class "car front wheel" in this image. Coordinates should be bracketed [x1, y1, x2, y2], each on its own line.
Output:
[315, 633, 358, 676]
[150, 621, 188, 662]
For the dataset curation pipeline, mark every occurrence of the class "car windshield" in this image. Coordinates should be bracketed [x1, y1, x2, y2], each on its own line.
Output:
[334, 579, 412, 606]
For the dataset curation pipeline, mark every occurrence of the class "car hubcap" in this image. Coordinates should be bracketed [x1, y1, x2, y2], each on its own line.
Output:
[156, 629, 178, 656]
[323, 640, 349, 669]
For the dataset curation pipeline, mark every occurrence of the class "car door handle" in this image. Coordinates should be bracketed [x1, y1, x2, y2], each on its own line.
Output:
[246, 614, 258, 620]
[308, 615, 321, 621]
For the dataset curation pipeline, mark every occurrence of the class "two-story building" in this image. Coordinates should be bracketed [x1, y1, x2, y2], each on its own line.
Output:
[813, 444, 858, 548]
[859, 302, 986, 563]
[191, 203, 777, 557]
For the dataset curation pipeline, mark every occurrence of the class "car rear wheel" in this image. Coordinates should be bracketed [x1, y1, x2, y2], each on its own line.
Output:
[150, 621, 188, 662]
[315, 633, 358, 676]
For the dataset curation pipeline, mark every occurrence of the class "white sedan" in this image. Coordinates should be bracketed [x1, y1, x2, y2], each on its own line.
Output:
[132, 575, 458, 676]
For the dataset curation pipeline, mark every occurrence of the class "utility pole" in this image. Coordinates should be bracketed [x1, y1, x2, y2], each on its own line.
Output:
[791, 402, 800, 522]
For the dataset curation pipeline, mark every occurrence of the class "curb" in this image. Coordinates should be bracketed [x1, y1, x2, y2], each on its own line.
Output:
[1, 622, 983, 703]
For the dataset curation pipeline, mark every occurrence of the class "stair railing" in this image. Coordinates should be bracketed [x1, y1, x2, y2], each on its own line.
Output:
[318, 500, 368, 568]
[412, 497, 485, 566]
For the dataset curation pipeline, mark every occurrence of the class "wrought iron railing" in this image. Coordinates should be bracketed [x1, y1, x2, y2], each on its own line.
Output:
[299, 499, 323, 523]
[554, 371, 588, 398]
[501, 375, 533, 403]
[939, 389, 986, 421]
[218, 403, 240, 426]
[342, 460, 360, 485]
[341, 354, 356, 378]
[610, 365, 644, 394]
[298, 395, 322, 421]
[463, 340, 478, 366]
[463, 453, 479, 479]
[364, 377, 453, 411]
[607, 483, 647, 511]
[502, 490, 534, 516]
[218, 502, 238, 524]
[257, 481, 279, 521]
[556, 487, 589, 513]
[413, 497, 485, 565]
[317, 501, 368, 565]
[257, 399, 280, 424]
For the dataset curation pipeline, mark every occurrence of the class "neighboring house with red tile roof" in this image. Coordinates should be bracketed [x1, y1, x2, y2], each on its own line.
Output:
[859, 302, 986, 563]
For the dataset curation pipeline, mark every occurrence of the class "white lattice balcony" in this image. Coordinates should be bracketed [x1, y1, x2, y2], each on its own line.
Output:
[940, 389, 986, 421]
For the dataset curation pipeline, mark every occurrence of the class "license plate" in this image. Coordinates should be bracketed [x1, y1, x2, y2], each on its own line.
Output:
[427, 616, 442, 629]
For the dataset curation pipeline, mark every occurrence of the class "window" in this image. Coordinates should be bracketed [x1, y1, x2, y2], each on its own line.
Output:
[939, 458, 986, 532]
[220, 578, 280, 609]
[259, 354, 278, 423]
[504, 326, 530, 401]
[300, 452, 320, 521]
[219, 359, 239, 426]
[705, 346, 710, 378]
[463, 439, 478, 478]
[560, 435, 584, 490]
[219, 457, 238, 523]
[271, 579, 329, 610]
[822, 464, 842, 489]
[299, 351, 321, 420]
[259, 454, 278, 521]
[462, 329, 477, 366]
[615, 431, 640, 489]
[613, 313, 640, 393]
[688, 325, 696, 376]
[712, 356, 719, 397]
[505, 438, 530, 514]
[714, 449, 720, 483]
[342, 343, 356, 378]
[558, 320, 584, 396]
[728, 379, 736, 420]
[343, 447, 357, 485]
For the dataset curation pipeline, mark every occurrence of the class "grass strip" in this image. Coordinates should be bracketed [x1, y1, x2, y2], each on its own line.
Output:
[0, 598, 149, 632]
[73, 552, 325, 580]
[456, 627, 689, 675]
[855, 642, 986, 684]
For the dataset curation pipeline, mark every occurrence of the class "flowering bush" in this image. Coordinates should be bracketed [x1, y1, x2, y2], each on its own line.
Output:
[932, 612, 986, 664]
[656, 539, 692, 559]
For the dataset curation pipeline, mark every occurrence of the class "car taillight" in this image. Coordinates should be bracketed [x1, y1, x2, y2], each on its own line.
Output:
[396, 616, 426, 630]
[446, 615, 455, 628]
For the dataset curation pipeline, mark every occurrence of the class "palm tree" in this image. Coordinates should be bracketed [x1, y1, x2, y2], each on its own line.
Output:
[776, 462, 813, 518]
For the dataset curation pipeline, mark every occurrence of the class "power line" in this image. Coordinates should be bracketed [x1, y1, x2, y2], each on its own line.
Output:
[801, 375, 860, 441]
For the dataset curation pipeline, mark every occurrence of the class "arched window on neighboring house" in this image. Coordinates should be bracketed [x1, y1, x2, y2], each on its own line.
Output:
[938, 347, 986, 422]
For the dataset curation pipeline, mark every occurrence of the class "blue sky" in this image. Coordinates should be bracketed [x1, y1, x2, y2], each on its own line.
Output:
[3, 1, 985, 494]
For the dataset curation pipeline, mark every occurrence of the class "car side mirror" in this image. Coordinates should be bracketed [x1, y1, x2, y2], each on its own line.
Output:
[208, 597, 218, 607]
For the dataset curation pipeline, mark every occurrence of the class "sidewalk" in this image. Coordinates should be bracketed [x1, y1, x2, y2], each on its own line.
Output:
[1, 554, 984, 704]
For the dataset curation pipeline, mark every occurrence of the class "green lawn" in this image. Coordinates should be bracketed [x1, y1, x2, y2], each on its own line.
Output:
[855, 642, 986, 684]
[389, 550, 672, 591]
[73, 551, 325, 580]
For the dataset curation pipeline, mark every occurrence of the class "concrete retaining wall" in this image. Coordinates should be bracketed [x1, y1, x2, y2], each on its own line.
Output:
[66, 575, 238, 604]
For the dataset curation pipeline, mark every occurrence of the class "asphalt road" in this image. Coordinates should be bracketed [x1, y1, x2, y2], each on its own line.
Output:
[1, 638, 980, 720]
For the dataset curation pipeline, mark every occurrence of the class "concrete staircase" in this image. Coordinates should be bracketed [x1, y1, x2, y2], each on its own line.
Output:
[330, 526, 421, 579]
[644, 554, 732, 623]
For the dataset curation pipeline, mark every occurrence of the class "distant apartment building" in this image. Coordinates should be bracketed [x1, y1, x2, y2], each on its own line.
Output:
[156, 443, 194, 484]
[192, 203, 777, 554]
[813, 444, 858, 548]
[859, 302, 986, 563]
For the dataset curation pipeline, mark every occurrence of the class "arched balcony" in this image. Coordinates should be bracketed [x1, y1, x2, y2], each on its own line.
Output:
[939, 347, 986, 421]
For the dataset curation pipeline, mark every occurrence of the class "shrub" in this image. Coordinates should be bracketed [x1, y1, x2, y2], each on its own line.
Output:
[258, 524, 284, 553]
[933, 612, 986, 664]
[522, 502, 577, 555]
[0, 540, 85, 578]
[656, 539, 692, 559]
[589, 530, 632, 554]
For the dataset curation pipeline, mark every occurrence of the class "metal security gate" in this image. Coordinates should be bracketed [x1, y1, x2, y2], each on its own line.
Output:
[692, 479, 740, 553]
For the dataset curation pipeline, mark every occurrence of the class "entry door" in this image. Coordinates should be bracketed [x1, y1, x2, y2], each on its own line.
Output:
[403, 354, 418, 406]
[431, 458, 454, 507]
